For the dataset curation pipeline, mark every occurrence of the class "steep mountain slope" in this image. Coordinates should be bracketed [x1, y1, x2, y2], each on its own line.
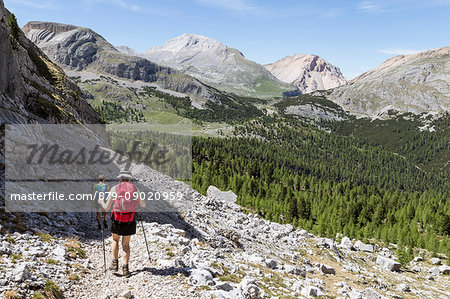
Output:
[264, 53, 347, 93]
[23, 22, 216, 100]
[0, 9, 99, 124]
[325, 47, 450, 117]
[137, 33, 297, 98]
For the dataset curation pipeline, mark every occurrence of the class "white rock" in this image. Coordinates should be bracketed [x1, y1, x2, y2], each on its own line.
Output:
[50, 245, 66, 262]
[438, 265, 450, 275]
[429, 267, 440, 276]
[12, 263, 31, 282]
[340, 236, 354, 250]
[239, 276, 259, 299]
[430, 258, 441, 265]
[397, 283, 411, 292]
[190, 268, 214, 286]
[265, 259, 277, 269]
[119, 290, 132, 298]
[354, 240, 374, 253]
[207, 185, 237, 203]
[413, 256, 423, 262]
[301, 286, 323, 297]
[376, 256, 401, 272]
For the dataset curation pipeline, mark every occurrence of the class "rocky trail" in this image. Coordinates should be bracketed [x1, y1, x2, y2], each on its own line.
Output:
[1, 165, 450, 298]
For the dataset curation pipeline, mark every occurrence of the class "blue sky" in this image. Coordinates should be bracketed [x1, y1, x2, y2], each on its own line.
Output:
[4, 0, 450, 79]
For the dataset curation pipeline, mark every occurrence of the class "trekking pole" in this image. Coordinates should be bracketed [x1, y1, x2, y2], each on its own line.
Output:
[138, 213, 152, 265]
[101, 221, 107, 273]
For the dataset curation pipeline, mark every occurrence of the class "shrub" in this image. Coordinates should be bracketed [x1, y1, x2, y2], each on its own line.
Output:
[7, 14, 19, 40]
[44, 280, 63, 299]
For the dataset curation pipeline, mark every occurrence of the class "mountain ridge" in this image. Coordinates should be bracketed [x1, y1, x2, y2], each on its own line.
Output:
[325, 46, 450, 117]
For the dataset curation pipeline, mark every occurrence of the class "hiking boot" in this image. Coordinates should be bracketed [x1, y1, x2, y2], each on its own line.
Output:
[103, 220, 108, 229]
[97, 223, 101, 230]
[109, 259, 118, 271]
[123, 264, 131, 278]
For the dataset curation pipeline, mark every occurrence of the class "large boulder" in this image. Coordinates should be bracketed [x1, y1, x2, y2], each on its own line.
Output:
[430, 258, 441, 265]
[239, 276, 260, 299]
[439, 265, 450, 275]
[320, 264, 336, 275]
[376, 256, 401, 271]
[340, 236, 354, 250]
[207, 185, 237, 203]
[354, 240, 374, 253]
[301, 286, 323, 297]
[190, 268, 214, 286]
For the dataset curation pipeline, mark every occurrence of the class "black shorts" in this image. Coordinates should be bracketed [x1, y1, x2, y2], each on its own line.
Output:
[111, 219, 137, 236]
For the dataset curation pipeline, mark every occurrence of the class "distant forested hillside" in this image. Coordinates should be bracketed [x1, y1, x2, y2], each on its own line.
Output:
[192, 117, 449, 258]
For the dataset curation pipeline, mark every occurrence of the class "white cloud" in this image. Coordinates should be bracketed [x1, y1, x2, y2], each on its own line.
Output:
[84, 0, 139, 12]
[195, 0, 257, 12]
[378, 48, 423, 55]
[358, 1, 381, 12]
[5, 0, 57, 9]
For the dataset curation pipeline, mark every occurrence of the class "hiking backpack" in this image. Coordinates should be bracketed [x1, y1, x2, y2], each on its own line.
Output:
[95, 183, 108, 200]
[111, 182, 139, 223]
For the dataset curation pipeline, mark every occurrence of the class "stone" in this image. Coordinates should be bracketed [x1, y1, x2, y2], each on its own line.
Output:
[119, 290, 132, 298]
[50, 245, 66, 262]
[207, 185, 237, 203]
[438, 265, 450, 275]
[430, 258, 441, 265]
[265, 259, 277, 269]
[349, 290, 364, 299]
[340, 236, 354, 250]
[190, 269, 214, 286]
[354, 240, 374, 253]
[12, 263, 31, 282]
[239, 277, 259, 299]
[216, 282, 233, 291]
[429, 267, 440, 276]
[411, 266, 421, 272]
[413, 256, 423, 262]
[397, 283, 411, 292]
[376, 256, 401, 272]
[301, 286, 323, 297]
[320, 264, 335, 275]
[316, 237, 336, 249]
[284, 265, 306, 277]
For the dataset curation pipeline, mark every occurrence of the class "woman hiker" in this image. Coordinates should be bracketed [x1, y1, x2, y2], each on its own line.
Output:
[99, 169, 145, 277]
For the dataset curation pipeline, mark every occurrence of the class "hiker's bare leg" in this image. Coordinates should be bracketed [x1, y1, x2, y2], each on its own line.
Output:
[112, 233, 120, 260]
[102, 212, 107, 221]
[96, 212, 101, 224]
[122, 236, 131, 265]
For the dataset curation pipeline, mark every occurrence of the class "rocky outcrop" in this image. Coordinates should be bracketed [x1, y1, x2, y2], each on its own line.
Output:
[0, 8, 99, 124]
[23, 22, 216, 100]
[264, 53, 347, 93]
[325, 47, 450, 117]
[137, 33, 297, 98]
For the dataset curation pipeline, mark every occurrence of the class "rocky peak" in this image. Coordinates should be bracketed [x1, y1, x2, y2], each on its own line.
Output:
[264, 53, 347, 94]
[152, 33, 226, 52]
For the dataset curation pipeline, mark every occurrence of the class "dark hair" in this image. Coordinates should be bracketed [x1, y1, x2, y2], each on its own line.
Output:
[120, 178, 130, 182]
[98, 174, 106, 182]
